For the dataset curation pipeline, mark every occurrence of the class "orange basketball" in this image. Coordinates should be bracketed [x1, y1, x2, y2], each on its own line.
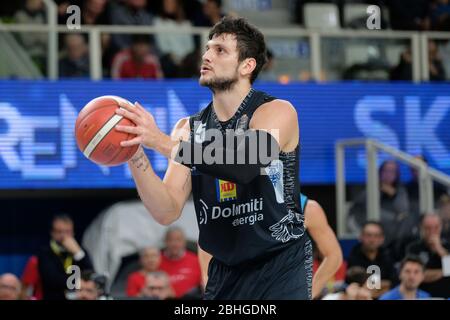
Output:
[75, 95, 139, 166]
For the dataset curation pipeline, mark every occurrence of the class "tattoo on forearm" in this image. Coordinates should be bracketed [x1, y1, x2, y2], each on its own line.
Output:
[131, 149, 150, 172]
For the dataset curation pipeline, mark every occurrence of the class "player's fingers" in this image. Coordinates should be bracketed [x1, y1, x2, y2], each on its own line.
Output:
[115, 108, 141, 124]
[120, 136, 142, 147]
[117, 100, 145, 117]
[115, 124, 140, 135]
[134, 101, 147, 113]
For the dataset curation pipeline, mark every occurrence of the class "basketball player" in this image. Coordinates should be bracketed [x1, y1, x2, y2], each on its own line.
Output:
[198, 194, 343, 299]
[115, 17, 310, 299]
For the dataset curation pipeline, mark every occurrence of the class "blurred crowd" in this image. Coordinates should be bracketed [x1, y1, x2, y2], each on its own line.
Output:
[1, 156, 449, 300]
[1, 0, 450, 80]
[0, 214, 202, 300]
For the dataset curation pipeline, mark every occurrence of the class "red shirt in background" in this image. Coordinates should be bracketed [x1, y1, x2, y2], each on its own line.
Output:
[159, 251, 201, 298]
[126, 271, 147, 297]
[21, 255, 43, 300]
[111, 49, 163, 79]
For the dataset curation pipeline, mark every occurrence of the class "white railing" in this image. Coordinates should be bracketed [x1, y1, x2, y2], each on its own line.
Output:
[335, 138, 450, 238]
[1, 22, 450, 80]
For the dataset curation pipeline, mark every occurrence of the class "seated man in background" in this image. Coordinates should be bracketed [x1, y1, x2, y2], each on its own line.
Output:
[0, 273, 22, 300]
[438, 195, 450, 241]
[347, 221, 396, 298]
[140, 271, 175, 300]
[75, 270, 100, 301]
[126, 246, 162, 297]
[380, 255, 430, 300]
[111, 34, 163, 79]
[159, 227, 201, 299]
[406, 214, 450, 298]
[38, 214, 93, 300]
[59, 34, 90, 78]
[322, 267, 373, 300]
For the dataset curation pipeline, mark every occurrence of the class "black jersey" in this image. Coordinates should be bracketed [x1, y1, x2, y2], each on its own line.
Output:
[189, 89, 305, 266]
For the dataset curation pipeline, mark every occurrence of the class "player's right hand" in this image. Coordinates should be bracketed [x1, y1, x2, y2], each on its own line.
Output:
[114, 101, 163, 150]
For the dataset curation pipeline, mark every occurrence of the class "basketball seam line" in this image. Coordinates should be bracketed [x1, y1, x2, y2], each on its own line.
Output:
[105, 132, 133, 166]
[83, 113, 124, 158]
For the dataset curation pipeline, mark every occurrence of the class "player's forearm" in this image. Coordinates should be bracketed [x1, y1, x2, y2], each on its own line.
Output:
[129, 147, 180, 225]
[312, 255, 343, 299]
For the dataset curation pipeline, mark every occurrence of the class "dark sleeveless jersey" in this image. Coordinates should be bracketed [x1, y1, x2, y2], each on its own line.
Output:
[189, 89, 306, 266]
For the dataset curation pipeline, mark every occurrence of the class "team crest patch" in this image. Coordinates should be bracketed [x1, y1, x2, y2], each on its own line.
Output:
[216, 179, 237, 202]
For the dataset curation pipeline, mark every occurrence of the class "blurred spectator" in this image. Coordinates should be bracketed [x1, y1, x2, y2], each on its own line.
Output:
[81, 0, 110, 25]
[21, 255, 43, 300]
[159, 227, 201, 298]
[322, 266, 372, 300]
[439, 195, 450, 241]
[347, 221, 395, 298]
[407, 214, 450, 298]
[390, 41, 446, 81]
[111, 34, 163, 79]
[126, 246, 161, 297]
[388, 0, 430, 30]
[0, 273, 21, 300]
[406, 155, 448, 214]
[349, 160, 410, 248]
[177, 49, 202, 78]
[259, 49, 278, 81]
[154, 0, 196, 78]
[379, 255, 430, 300]
[428, 40, 447, 80]
[430, 0, 450, 30]
[75, 270, 99, 300]
[194, 0, 225, 27]
[59, 34, 90, 78]
[37, 214, 93, 300]
[140, 271, 175, 300]
[14, 0, 48, 72]
[109, 0, 153, 50]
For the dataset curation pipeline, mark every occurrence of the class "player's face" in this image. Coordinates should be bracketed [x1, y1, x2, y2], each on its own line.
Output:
[200, 34, 241, 91]
[400, 262, 424, 291]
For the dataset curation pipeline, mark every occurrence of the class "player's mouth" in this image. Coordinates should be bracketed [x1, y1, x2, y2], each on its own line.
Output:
[200, 65, 212, 74]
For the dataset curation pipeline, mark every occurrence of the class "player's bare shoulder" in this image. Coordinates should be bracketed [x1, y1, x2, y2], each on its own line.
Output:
[251, 99, 298, 128]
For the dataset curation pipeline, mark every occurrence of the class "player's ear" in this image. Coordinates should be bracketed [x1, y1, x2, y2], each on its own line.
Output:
[239, 58, 257, 78]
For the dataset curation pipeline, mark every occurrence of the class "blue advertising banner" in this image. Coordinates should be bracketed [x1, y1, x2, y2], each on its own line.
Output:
[0, 80, 449, 188]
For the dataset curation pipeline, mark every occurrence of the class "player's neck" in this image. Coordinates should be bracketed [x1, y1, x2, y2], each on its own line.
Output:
[212, 83, 252, 121]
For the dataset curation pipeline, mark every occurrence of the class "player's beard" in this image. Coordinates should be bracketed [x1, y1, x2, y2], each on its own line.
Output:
[199, 71, 239, 93]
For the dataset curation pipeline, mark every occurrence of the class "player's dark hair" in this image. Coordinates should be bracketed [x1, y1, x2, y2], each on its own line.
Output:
[209, 17, 267, 83]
